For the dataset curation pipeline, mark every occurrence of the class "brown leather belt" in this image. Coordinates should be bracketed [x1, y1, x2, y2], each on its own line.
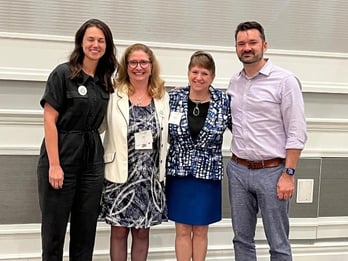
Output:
[231, 154, 284, 169]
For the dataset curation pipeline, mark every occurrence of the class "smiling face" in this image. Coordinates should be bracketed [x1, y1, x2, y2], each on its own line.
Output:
[188, 65, 214, 93]
[127, 50, 152, 84]
[82, 26, 106, 62]
[235, 29, 267, 65]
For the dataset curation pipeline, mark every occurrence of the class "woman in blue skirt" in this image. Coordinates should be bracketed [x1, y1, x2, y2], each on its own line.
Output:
[166, 51, 232, 260]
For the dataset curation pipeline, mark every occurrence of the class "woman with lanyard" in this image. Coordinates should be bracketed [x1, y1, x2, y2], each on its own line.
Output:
[99, 43, 169, 261]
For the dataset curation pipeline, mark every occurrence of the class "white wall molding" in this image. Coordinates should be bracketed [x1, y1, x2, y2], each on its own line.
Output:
[306, 118, 348, 132]
[302, 81, 348, 94]
[2, 32, 348, 58]
[1, 67, 348, 93]
[1, 34, 348, 157]
[0, 110, 43, 155]
[1, 109, 348, 157]
[1, 33, 348, 91]
[0, 67, 51, 82]
[0, 218, 347, 260]
[0, 109, 42, 125]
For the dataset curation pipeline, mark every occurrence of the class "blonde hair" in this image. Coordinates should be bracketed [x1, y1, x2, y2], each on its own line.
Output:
[115, 43, 165, 99]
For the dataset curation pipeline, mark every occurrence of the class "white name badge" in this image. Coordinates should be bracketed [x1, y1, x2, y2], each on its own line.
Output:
[169, 111, 183, 125]
[134, 130, 153, 150]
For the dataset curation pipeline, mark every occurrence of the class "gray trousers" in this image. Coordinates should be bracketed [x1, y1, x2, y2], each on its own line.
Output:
[226, 159, 292, 261]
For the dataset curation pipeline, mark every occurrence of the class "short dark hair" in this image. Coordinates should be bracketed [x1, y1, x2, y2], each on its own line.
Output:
[234, 21, 266, 42]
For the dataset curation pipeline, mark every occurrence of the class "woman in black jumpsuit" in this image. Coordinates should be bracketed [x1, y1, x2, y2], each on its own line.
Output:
[37, 19, 117, 261]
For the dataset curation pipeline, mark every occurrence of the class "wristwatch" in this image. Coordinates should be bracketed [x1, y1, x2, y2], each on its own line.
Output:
[283, 168, 295, 175]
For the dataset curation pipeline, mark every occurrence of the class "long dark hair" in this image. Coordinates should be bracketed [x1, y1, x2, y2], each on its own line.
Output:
[69, 18, 118, 93]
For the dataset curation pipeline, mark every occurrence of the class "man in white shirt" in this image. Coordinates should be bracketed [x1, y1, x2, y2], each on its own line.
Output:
[226, 21, 307, 261]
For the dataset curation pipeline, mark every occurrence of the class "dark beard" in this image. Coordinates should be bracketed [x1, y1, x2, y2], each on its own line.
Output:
[238, 52, 263, 64]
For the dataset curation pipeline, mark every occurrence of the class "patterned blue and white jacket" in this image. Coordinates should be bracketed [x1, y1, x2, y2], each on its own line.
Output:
[166, 86, 232, 180]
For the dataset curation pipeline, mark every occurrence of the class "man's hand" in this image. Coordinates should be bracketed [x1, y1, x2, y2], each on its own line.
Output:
[277, 173, 294, 200]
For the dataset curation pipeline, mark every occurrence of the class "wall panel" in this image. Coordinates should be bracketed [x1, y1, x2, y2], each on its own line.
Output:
[0, 22, 348, 259]
[1, 0, 348, 53]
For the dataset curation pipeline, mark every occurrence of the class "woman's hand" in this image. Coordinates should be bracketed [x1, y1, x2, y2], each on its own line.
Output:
[49, 165, 64, 189]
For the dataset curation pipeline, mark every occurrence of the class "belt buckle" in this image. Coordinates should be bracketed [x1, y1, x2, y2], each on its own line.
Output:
[248, 160, 264, 169]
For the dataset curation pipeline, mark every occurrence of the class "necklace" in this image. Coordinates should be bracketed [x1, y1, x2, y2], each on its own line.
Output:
[192, 100, 201, 116]
[189, 92, 211, 116]
[136, 95, 144, 106]
[133, 93, 146, 106]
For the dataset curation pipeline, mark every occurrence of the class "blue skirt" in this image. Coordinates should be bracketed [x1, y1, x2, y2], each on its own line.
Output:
[166, 174, 222, 225]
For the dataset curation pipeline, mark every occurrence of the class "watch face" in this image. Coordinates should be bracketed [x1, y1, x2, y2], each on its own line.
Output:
[286, 168, 295, 175]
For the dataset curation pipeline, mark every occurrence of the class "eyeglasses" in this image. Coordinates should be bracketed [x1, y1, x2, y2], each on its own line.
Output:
[128, 60, 152, 68]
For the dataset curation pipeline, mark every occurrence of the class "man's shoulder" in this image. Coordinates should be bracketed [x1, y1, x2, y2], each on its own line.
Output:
[270, 63, 295, 77]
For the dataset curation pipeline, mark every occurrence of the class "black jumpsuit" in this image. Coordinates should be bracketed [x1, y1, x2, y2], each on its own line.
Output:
[37, 62, 109, 261]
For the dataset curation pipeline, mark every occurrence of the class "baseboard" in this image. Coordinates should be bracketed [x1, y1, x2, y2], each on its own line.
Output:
[1, 218, 348, 260]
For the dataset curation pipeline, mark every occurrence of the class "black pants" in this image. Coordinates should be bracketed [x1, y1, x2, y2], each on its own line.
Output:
[37, 164, 104, 261]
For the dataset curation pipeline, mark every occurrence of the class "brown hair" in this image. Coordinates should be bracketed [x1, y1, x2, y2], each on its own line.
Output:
[188, 50, 215, 77]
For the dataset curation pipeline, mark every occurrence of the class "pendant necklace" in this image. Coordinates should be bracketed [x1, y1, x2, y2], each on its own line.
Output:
[192, 100, 201, 116]
[190, 91, 211, 117]
[135, 94, 146, 106]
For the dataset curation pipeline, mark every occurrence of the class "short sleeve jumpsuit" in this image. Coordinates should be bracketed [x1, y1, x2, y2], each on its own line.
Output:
[37, 62, 109, 261]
